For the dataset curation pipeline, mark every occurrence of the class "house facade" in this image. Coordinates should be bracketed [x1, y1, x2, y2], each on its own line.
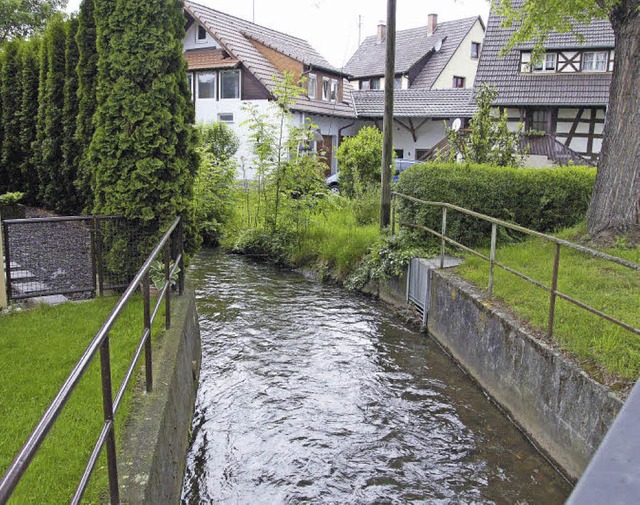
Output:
[182, 1, 360, 177]
[345, 14, 486, 161]
[475, 0, 614, 163]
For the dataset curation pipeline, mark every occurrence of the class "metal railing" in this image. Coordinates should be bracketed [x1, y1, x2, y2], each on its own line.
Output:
[392, 192, 640, 339]
[0, 217, 185, 504]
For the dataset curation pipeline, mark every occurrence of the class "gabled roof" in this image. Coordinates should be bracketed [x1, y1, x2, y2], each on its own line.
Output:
[344, 16, 481, 84]
[352, 89, 476, 118]
[475, 0, 614, 106]
[184, 1, 354, 117]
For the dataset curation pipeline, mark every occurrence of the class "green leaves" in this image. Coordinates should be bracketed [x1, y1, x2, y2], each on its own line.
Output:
[335, 126, 383, 198]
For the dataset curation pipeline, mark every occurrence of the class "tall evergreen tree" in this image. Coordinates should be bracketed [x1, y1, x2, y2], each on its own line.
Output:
[89, 0, 197, 259]
[1, 39, 26, 193]
[0, 55, 4, 193]
[34, 15, 66, 209]
[74, 0, 98, 210]
[60, 17, 81, 214]
[20, 37, 41, 204]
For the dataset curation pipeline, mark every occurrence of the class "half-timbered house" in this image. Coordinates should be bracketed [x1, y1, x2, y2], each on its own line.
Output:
[475, 1, 614, 163]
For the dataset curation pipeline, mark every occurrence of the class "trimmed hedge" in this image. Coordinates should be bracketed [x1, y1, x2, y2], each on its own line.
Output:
[395, 163, 596, 247]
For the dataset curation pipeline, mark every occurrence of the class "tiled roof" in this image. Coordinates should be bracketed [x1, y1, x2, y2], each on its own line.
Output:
[352, 89, 476, 118]
[475, 1, 613, 106]
[183, 48, 240, 70]
[184, 1, 354, 117]
[344, 17, 479, 84]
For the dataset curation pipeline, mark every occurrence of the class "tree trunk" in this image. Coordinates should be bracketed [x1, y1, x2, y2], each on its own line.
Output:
[586, 0, 640, 235]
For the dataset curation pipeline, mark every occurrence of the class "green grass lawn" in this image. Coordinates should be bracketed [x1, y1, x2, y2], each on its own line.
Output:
[456, 226, 640, 385]
[0, 295, 163, 504]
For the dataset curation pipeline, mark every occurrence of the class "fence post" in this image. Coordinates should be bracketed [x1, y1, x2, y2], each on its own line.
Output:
[95, 218, 104, 297]
[440, 207, 447, 269]
[164, 241, 171, 330]
[143, 272, 153, 393]
[488, 223, 497, 298]
[99, 336, 120, 505]
[178, 218, 185, 296]
[547, 243, 561, 338]
[0, 220, 7, 309]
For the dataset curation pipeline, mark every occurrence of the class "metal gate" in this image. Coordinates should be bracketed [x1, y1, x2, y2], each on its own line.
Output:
[407, 258, 432, 324]
[2, 216, 140, 302]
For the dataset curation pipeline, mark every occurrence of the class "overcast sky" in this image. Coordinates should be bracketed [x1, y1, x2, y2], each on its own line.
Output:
[65, 0, 491, 68]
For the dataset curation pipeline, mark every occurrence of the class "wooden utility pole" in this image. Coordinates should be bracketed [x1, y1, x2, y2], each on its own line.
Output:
[380, 0, 396, 229]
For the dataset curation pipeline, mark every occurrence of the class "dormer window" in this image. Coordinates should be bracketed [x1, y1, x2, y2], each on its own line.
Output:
[533, 52, 557, 73]
[453, 76, 466, 88]
[582, 51, 607, 72]
[197, 25, 207, 43]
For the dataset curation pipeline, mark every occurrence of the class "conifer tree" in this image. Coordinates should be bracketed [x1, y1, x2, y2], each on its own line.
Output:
[89, 0, 197, 259]
[34, 15, 66, 209]
[20, 37, 41, 204]
[0, 55, 4, 194]
[74, 0, 98, 210]
[59, 17, 81, 214]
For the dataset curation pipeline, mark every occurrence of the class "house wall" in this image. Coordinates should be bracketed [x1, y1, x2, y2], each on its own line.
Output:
[432, 19, 485, 89]
[505, 106, 606, 161]
[183, 21, 221, 51]
[390, 118, 448, 160]
[303, 114, 363, 174]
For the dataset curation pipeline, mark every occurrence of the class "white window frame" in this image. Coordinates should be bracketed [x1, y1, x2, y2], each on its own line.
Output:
[533, 52, 557, 73]
[471, 42, 481, 59]
[220, 69, 241, 100]
[582, 51, 608, 72]
[360, 79, 370, 90]
[322, 77, 330, 101]
[330, 79, 338, 102]
[218, 113, 234, 123]
[308, 73, 317, 99]
[197, 72, 217, 100]
[196, 24, 207, 44]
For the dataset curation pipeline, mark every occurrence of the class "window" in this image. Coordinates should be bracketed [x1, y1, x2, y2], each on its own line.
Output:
[360, 79, 370, 90]
[198, 72, 216, 99]
[197, 25, 207, 43]
[533, 52, 557, 72]
[322, 77, 330, 101]
[583, 51, 608, 72]
[394, 149, 404, 159]
[452, 76, 465, 88]
[218, 113, 234, 123]
[308, 74, 317, 99]
[220, 70, 240, 99]
[394, 76, 403, 89]
[471, 42, 481, 59]
[331, 79, 339, 102]
[527, 109, 550, 132]
[415, 149, 430, 160]
[370, 78, 381, 90]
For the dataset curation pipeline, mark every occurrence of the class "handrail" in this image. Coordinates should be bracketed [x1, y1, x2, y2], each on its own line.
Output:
[392, 192, 640, 339]
[0, 216, 185, 504]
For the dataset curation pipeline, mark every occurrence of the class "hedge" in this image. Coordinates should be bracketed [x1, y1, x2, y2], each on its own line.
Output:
[395, 163, 596, 247]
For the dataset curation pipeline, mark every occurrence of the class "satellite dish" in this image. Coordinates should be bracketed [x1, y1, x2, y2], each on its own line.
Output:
[434, 38, 443, 52]
[451, 118, 462, 132]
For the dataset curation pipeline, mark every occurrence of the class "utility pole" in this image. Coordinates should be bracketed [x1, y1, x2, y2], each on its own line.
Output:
[358, 15, 362, 46]
[380, 0, 396, 229]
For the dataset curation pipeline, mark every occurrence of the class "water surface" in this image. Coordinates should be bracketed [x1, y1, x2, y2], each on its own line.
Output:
[182, 251, 571, 504]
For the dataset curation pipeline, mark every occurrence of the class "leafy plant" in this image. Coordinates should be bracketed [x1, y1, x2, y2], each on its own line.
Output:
[149, 258, 180, 290]
[335, 126, 383, 198]
[0, 191, 24, 205]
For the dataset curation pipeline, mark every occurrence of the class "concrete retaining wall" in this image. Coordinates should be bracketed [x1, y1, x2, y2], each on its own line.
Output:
[118, 286, 201, 503]
[380, 268, 622, 481]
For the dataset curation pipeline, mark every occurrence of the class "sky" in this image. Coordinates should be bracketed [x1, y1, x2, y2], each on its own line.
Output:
[65, 0, 491, 68]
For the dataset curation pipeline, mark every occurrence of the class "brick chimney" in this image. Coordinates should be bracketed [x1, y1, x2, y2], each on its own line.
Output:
[377, 21, 386, 44]
[427, 13, 438, 36]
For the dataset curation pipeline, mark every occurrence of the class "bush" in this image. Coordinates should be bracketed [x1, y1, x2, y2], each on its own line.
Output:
[395, 162, 596, 247]
[335, 126, 383, 198]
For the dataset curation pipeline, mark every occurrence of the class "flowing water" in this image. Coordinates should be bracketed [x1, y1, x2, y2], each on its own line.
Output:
[181, 251, 572, 504]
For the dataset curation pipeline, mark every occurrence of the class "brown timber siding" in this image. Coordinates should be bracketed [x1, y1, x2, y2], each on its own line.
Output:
[242, 66, 271, 100]
[250, 39, 304, 82]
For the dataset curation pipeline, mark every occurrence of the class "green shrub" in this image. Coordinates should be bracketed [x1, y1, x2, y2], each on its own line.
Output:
[335, 126, 383, 198]
[395, 163, 596, 247]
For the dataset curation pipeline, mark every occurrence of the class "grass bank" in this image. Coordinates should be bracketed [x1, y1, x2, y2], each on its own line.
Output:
[456, 226, 640, 385]
[0, 296, 163, 503]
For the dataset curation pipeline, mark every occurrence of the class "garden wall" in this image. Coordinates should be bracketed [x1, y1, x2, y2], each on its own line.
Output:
[378, 268, 622, 481]
[118, 284, 201, 503]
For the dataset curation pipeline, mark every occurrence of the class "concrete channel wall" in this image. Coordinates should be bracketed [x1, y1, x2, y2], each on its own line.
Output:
[118, 285, 201, 504]
[378, 268, 623, 481]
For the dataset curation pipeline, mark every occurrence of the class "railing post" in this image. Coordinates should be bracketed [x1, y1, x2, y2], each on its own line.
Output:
[488, 223, 497, 298]
[95, 218, 104, 297]
[143, 272, 153, 393]
[440, 206, 447, 269]
[547, 243, 561, 338]
[391, 193, 396, 236]
[90, 217, 98, 298]
[164, 241, 171, 330]
[0, 220, 8, 309]
[178, 218, 185, 296]
[99, 336, 120, 505]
